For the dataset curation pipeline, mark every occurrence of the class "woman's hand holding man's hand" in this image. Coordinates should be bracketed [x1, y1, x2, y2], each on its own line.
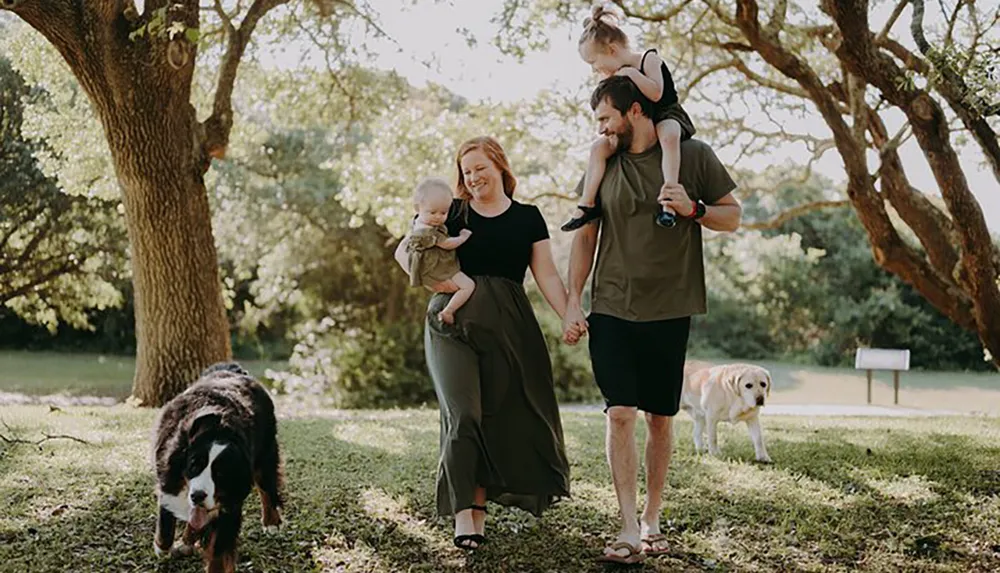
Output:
[562, 301, 588, 345]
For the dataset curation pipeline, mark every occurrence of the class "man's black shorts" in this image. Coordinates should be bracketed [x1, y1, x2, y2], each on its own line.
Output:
[587, 313, 692, 416]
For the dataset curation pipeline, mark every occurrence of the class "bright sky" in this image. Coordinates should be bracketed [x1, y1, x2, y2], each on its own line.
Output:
[356, 0, 1000, 232]
[364, 0, 587, 102]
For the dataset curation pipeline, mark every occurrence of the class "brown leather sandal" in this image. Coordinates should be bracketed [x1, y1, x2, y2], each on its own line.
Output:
[595, 540, 646, 564]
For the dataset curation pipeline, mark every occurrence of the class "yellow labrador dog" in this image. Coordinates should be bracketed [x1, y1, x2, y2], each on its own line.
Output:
[680, 363, 773, 463]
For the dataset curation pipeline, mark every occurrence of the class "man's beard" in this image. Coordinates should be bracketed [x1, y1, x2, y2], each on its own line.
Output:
[612, 119, 634, 153]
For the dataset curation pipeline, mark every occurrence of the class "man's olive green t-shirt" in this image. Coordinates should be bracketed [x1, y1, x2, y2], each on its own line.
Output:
[575, 138, 737, 322]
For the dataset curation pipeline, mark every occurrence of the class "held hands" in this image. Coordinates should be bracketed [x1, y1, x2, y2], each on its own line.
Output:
[658, 182, 694, 217]
[561, 302, 588, 346]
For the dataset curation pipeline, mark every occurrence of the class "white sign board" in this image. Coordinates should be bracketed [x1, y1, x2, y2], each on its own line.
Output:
[855, 348, 910, 371]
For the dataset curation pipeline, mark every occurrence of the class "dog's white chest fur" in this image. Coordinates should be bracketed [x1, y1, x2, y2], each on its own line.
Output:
[160, 485, 191, 522]
[158, 442, 227, 521]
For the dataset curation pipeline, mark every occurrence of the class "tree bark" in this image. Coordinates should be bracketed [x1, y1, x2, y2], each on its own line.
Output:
[5, 0, 233, 404]
[108, 107, 232, 406]
[822, 0, 1000, 367]
[733, 0, 979, 337]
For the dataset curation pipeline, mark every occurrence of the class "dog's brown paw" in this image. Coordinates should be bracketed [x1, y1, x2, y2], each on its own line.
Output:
[170, 543, 197, 558]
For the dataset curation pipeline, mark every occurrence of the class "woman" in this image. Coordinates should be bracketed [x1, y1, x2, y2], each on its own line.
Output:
[394, 136, 576, 550]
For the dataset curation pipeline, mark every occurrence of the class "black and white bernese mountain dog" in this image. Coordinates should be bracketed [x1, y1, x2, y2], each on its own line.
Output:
[151, 361, 284, 573]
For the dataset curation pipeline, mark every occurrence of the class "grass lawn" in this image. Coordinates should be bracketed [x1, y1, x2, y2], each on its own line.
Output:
[2, 350, 998, 414]
[0, 351, 287, 400]
[1, 406, 999, 572]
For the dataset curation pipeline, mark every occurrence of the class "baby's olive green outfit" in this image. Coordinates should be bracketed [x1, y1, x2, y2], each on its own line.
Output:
[406, 224, 461, 288]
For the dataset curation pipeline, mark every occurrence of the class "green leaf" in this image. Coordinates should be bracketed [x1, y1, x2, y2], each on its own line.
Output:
[184, 27, 200, 45]
[128, 25, 147, 41]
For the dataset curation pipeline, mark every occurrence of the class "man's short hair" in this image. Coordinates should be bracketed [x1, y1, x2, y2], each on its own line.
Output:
[590, 75, 653, 118]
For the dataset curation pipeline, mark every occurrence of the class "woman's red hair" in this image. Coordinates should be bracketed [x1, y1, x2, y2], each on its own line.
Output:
[455, 136, 517, 200]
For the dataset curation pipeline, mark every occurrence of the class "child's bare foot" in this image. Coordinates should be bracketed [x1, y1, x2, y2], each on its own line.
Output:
[437, 310, 455, 324]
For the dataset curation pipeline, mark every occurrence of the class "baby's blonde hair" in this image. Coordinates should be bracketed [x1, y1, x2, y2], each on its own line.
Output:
[413, 177, 453, 209]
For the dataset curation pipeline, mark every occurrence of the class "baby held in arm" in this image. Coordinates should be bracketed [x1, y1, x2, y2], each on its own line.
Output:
[402, 177, 475, 325]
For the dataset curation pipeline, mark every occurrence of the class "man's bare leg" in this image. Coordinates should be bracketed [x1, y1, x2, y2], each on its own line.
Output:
[603, 406, 642, 559]
[640, 412, 674, 554]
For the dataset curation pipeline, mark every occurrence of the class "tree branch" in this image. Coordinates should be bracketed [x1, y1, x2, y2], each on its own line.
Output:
[743, 200, 850, 230]
[0, 1, 86, 73]
[847, 72, 868, 145]
[611, 0, 696, 23]
[738, 0, 977, 334]
[0, 260, 82, 304]
[877, 36, 930, 75]
[288, 7, 360, 125]
[730, 57, 810, 98]
[0, 204, 47, 253]
[213, 0, 236, 31]
[0, 418, 92, 447]
[698, 0, 737, 26]
[765, 0, 788, 36]
[943, 0, 963, 47]
[699, 40, 755, 52]
[681, 59, 739, 99]
[877, 0, 910, 44]
[10, 215, 55, 269]
[201, 0, 291, 167]
[908, 0, 932, 53]
[867, 107, 962, 283]
[907, 0, 1000, 185]
[824, 0, 999, 363]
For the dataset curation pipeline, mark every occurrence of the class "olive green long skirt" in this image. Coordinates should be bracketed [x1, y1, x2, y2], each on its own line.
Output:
[425, 275, 571, 517]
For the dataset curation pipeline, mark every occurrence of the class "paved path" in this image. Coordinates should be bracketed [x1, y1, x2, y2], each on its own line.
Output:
[0, 391, 117, 407]
[561, 403, 983, 417]
[1, 392, 990, 417]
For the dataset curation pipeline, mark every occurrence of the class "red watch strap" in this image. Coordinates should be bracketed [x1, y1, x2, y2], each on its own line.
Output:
[686, 202, 698, 218]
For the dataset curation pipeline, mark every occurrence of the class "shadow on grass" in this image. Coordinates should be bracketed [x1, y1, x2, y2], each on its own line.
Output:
[752, 426, 1000, 496]
[2, 413, 998, 572]
[0, 416, 698, 572]
[659, 423, 1000, 571]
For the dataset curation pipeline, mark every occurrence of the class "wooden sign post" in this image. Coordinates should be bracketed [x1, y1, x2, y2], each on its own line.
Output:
[854, 348, 911, 405]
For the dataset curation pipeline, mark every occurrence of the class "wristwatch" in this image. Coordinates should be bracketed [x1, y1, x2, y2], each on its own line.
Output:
[688, 200, 707, 220]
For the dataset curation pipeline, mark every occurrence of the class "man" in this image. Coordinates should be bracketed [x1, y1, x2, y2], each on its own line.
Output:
[563, 75, 741, 564]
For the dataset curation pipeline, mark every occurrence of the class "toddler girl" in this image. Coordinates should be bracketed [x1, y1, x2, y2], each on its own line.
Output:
[561, 2, 698, 231]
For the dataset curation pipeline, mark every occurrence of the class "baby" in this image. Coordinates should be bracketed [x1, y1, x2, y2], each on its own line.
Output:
[405, 177, 475, 325]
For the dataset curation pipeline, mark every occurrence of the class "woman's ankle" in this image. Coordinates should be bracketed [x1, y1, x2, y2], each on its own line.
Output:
[454, 509, 476, 533]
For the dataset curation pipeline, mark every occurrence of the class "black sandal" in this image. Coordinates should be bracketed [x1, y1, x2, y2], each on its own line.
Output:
[561, 204, 602, 232]
[453, 504, 488, 549]
[454, 533, 486, 550]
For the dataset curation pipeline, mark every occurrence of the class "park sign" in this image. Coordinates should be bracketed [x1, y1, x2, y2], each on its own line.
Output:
[855, 348, 911, 405]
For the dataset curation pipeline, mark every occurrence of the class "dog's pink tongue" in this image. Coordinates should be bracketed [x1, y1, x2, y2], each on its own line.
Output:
[188, 507, 209, 530]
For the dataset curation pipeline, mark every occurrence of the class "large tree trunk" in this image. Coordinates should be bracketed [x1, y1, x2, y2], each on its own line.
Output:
[93, 34, 232, 406]
[5, 0, 234, 405]
[106, 108, 231, 406]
